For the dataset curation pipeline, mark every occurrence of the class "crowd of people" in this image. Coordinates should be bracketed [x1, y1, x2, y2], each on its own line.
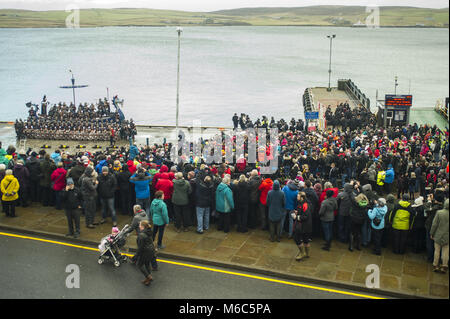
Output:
[1, 105, 449, 276]
[14, 96, 137, 143]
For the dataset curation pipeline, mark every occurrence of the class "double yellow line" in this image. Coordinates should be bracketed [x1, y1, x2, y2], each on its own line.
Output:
[0, 231, 385, 299]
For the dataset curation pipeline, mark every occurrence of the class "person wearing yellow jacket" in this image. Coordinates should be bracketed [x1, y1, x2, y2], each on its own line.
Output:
[1, 169, 20, 217]
[389, 194, 414, 254]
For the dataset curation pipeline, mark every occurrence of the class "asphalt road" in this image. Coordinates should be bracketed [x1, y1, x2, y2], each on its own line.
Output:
[0, 232, 389, 300]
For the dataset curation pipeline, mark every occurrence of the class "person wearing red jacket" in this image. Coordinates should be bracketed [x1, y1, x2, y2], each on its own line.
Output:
[51, 162, 67, 210]
[152, 165, 169, 190]
[127, 160, 137, 175]
[155, 173, 174, 221]
[258, 177, 273, 230]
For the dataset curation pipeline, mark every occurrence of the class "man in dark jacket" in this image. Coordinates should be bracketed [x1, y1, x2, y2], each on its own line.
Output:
[304, 180, 319, 238]
[40, 154, 56, 207]
[80, 166, 98, 228]
[97, 166, 118, 226]
[319, 189, 338, 251]
[187, 171, 197, 228]
[26, 152, 41, 203]
[60, 178, 82, 238]
[172, 172, 192, 232]
[267, 180, 285, 242]
[337, 183, 355, 243]
[195, 175, 214, 234]
[117, 164, 132, 215]
[349, 193, 369, 251]
[13, 160, 29, 207]
[67, 159, 85, 188]
[247, 170, 261, 229]
[234, 175, 250, 233]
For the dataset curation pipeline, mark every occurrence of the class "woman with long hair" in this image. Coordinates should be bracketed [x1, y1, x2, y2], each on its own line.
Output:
[136, 220, 156, 286]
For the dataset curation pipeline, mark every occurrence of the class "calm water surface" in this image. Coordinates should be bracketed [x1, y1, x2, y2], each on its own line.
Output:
[0, 26, 448, 126]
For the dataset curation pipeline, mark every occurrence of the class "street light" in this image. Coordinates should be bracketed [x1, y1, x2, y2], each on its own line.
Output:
[176, 27, 183, 140]
[394, 76, 398, 95]
[327, 34, 336, 92]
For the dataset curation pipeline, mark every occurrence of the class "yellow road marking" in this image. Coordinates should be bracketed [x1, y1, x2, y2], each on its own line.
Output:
[0, 231, 385, 299]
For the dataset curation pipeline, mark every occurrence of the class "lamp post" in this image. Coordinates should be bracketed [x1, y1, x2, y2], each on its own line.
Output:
[176, 27, 183, 140]
[327, 34, 336, 92]
[394, 76, 398, 95]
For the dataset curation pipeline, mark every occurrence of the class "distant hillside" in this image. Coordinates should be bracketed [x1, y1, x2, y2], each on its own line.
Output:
[0, 6, 448, 28]
[211, 6, 449, 27]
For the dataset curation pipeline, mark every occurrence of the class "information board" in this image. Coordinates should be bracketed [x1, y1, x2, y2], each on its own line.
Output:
[305, 111, 319, 120]
[385, 95, 413, 107]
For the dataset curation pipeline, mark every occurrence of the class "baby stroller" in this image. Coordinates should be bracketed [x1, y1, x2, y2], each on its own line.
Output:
[98, 224, 131, 267]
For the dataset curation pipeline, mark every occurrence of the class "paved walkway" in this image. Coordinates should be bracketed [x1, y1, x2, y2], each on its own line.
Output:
[0, 203, 448, 299]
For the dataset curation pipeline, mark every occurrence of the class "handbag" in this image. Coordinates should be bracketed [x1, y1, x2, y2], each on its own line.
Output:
[3, 180, 13, 197]
[373, 216, 382, 226]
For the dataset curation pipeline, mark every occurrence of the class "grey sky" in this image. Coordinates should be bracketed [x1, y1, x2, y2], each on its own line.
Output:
[0, 0, 448, 11]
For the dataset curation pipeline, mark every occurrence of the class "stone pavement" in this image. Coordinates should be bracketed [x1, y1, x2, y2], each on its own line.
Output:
[0, 202, 448, 299]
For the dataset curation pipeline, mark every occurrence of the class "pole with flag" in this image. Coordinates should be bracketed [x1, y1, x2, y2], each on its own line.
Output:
[59, 70, 88, 107]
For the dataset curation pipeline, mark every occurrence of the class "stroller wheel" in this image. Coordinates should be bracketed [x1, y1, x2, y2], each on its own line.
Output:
[114, 261, 121, 267]
[98, 258, 104, 265]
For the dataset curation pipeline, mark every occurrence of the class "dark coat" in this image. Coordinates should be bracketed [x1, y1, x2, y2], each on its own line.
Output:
[80, 173, 97, 200]
[117, 169, 132, 191]
[26, 157, 41, 182]
[39, 159, 56, 188]
[319, 197, 338, 222]
[234, 181, 250, 207]
[304, 187, 319, 214]
[337, 183, 355, 217]
[13, 164, 30, 189]
[97, 173, 117, 199]
[267, 181, 285, 222]
[60, 187, 82, 210]
[195, 180, 214, 208]
[351, 194, 369, 225]
[136, 227, 155, 265]
[293, 201, 312, 234]
[248, 175, 261, 203]
[67, 164, 85, 188]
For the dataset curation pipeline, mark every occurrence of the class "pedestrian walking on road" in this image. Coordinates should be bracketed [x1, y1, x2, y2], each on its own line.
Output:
[136, 220, 156, 286]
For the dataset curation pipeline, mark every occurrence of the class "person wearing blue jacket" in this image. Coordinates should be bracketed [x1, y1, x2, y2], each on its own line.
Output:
[368, 197, 388, 255]
[50, 150, 62, 165]
[384, 164, 395, 195]
[130, 168, 152, 215]
[215, 176, 234, 233]
[128, 137, 139, 160]
[267, 180, 286, 242]
[282, 180, 298, 238]
[95, 158, 108, 175]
